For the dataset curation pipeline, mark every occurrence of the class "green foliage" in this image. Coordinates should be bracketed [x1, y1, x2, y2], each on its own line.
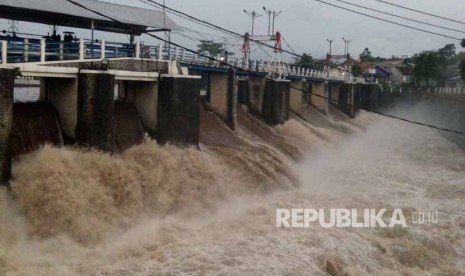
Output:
[412, 51, 442, 87]
[351, 64, 362, 77]
[293, 53, 325, 70]
[438, 44, 456, 64]
[411, 44, 461, 87]
[294, 53, 314, 68]
[359, 48, 373, 62]
[197, 40, 225, 56]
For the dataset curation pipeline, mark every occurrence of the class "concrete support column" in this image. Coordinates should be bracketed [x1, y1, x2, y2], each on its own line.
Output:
[338, 83, 350, 116]
[360, 84, 379, 111]
[329, 83, 341, 107]
[226, 69, 237, 130]
[324, 81, 330, 114]
[208, 70, 237, 130]
[348, 84, 356, 119]
[157, 75, 201, 146]
[247, 76, 266, 114]
[311, 81, 328, 114]
[77, 72, 115, 151]
[237, 78, 249, 105]
[290, 79, 306, 113]
[41, 78, 78, 140]
[0, 69, 15, 184]
[262, 79, 290, 125]
[354, 83, 362, 115]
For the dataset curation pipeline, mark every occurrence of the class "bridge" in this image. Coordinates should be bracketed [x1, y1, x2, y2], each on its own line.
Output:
[0, 38, 365, 83]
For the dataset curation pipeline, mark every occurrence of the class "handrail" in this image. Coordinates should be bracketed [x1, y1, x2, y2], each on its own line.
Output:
[0, 37, 365, 83]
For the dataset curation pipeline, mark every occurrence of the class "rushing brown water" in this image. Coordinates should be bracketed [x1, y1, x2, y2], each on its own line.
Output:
[1, 96, 465, 275]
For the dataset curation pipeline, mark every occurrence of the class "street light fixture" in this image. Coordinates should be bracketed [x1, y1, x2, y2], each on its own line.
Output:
[263, 6, 272, 36]
[342, 37, 351, 56]
[243, 9, 262, 36]
[326, 39, 333, 56]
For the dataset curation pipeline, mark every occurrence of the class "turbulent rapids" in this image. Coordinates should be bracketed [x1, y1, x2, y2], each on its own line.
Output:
[1, 91, 465, 275]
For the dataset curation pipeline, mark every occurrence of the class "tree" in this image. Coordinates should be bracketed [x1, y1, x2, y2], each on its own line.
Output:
[359, 48, 373, 62]
[412, 51, 441, 87]
[351, 64, 362, 77]
[438, 43, 456, 64]
[197, 40, 225, 56]
[461, 39, 465, 48]
[294, 53, 314, 68]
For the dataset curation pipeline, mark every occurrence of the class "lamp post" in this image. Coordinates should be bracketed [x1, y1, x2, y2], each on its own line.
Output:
[243, 10, 262, 36]
[326, 39, 333, 56]
[271, 10, 281, 35]
[342, 37, 351, 56]
[263, 7, 272, 36]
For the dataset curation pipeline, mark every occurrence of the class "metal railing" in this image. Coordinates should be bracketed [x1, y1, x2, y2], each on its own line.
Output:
[0, 38, 364, 83]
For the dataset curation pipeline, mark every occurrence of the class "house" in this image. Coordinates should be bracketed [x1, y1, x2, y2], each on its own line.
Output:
[361, 64, 391, 83]
[380, 60, 414, 85]
[445, 60, 463, 88]
[446, 76, 463, 88]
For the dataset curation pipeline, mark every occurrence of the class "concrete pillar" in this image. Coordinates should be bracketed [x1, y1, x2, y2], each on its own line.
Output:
[353, 83, 361, 116]
[40, 78, 78, 140]
[290, 79, 307, 112]
[247, 76, 266, 114]
[208, 69, 237, 130]
[360, 84, 379, 111]
[118, 80, 158, 137]
[311, 81, 328, 113]
[348, 84, 356, 119]
[209, 72, 228, 117]
[157, 75, 201, 146]
[0, 69, 15, 184]
[226, 69, 237, 130]
[329, 83, 341, 107]
[77, 72, 115, 151]
[262, 79, 290, 125]
[338, 83, 350, 116]
[237, 78, 249, 105]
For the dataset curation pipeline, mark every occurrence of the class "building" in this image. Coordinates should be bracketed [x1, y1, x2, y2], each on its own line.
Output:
[361, 64, 391, 83]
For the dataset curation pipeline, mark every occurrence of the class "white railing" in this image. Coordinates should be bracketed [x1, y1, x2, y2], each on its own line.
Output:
[0, 37, 364, 83]
[427, 87, 465, 95]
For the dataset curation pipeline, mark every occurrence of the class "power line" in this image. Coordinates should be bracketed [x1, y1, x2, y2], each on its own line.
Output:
[333, 0, 465, 34]
[313, 0, 462, 41]
[63, 0, 465, 136]
[282, 36, 299, 56]
[373, 0, 465, 26]
[256, 43, 274, 59]
[372, 110, 465, 135]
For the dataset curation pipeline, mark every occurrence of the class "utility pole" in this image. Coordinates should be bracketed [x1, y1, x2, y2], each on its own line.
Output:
[262, 7, 282, 36]
[263, 7, 272, 36]
[326, 39, 333, 56]
[342, 37, 351, 56]
[243, 9, 262, 36]
[271, 10, 282, 35]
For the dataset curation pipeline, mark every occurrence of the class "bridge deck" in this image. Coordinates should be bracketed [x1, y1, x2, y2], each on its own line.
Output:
[0, 38, 364, 83]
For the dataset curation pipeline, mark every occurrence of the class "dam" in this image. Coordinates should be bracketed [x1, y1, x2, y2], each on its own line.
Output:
[1, 0, 465, 275]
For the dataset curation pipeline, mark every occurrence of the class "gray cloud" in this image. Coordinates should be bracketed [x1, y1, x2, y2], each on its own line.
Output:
[1, 0, 464, 60]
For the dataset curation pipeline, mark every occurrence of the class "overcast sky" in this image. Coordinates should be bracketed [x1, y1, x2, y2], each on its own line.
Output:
[2, 0, 465, 61]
